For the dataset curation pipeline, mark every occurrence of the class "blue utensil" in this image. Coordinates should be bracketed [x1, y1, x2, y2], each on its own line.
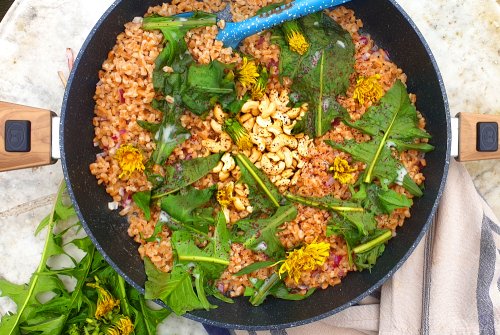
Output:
[216, 0, 352, 49]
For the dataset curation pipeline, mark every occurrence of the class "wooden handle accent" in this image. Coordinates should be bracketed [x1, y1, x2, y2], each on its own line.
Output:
[0, 101, 55, 172]
[457, 112, 500, 162]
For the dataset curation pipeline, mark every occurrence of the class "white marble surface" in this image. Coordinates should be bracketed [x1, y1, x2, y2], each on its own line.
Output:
[0, 0, 498, 333]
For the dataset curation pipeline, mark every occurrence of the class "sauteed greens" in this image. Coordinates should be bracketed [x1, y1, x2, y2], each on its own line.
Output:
[275, 12, 355, 137]
[91, 6, 434, 315]
[145, 13, 240, 116]
[327, 80, 433, 197]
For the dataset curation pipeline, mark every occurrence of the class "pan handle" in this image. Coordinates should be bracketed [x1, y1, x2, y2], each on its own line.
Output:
[453, 113, 500, 162]
[0, 101, 59, 172]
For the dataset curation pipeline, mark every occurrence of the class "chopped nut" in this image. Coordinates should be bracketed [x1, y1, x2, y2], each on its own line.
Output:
[213, 104, 227, 123]
[242, 117, 255, 132]
[282, 168, 294, 179]
[272, 112, 291, 126]
[221, 152, 235, 172]
[212, 161, 224, 173]
[283, 122, 296, 135]
[297, 137, 311, 157]
[291, 170, 301, 185]
[219, 170, 230, 182]
[239, 112, 253, 123]
[287, 107, 302, 119]
[234, 183, 249, 197]
[251, 134, 267, 152]
[253, 123, 272, 137]
[203, 135, 232, 153]
[210, 119, 222, 133]
[162, 65, 174, 73]
[261, 153, 286, 175]
[248, 147, 262, 163]
[241, 100, 259, 114]
[256, 115, 272, 128]
[260, 101, 276, 119]
[165, 95, 175, 104]
[233, 197, 246, 211]
[270, 134, 298, 152]
[275, 178, 291, 187]
[267, 120, 283, 136]
[282, 147, 293, 168]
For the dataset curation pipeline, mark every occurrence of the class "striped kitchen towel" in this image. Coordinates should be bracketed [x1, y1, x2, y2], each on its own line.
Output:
[224, 160, 500, 335]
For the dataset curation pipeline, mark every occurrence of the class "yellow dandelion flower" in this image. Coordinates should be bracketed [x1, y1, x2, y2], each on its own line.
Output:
[114, 144, 145, 179]
[278, 241, 331, 283]
[87, 282, 121, 320]
[282, 21, 310, 55]
[107, 316, 134, 335]
[251, 67, 269, 100]
[237, 57, 259, 89]
[287, 31, 309, 55]
[217, 182, 235, 208]
[329, 156, 357, 184]
[223, 118, 253, 150]
[352, 74, 384, 105]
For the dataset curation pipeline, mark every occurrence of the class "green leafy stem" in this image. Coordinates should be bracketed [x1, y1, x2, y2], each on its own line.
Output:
[314, 51, 325, 137]
[142, 15, 217, 31]
[177, 255, 230, 266]
[364, 111, 399, 183]
[353, 229, 392, 254]
[249, 272, 280, 306]
[235, 153, 280, 208]
[1, 182, 68, 335]
[285, 193, 363, 212]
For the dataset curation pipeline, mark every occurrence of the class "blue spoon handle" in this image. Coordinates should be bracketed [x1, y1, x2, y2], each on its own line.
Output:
[216, 0, 351, 49]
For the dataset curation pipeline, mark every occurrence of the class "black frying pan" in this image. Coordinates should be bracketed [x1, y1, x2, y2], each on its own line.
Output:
[59, 0, 451, 329]
[1, 0, 450, 330]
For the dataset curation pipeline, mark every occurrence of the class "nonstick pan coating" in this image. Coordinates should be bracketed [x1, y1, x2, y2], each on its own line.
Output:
[61, 0, 450, 329]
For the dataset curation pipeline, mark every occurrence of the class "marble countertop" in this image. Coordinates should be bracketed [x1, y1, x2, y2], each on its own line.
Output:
[0, 0, 498, 333]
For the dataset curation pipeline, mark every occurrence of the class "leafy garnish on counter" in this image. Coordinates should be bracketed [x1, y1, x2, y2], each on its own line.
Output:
[0, 182, 170, 334]
[275, 12, 355, 137]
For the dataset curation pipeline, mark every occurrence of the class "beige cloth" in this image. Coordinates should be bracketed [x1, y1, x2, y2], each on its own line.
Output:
[234, 160, 500, 335]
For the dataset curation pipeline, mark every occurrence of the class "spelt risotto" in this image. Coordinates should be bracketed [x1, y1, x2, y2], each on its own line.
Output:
[89, 0, 432, 313]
